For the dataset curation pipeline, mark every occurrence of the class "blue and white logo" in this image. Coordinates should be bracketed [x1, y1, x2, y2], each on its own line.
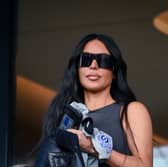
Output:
[96, 131, 113, 153]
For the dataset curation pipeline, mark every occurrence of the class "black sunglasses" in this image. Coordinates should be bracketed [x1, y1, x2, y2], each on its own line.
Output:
[79, 52, 114, 69]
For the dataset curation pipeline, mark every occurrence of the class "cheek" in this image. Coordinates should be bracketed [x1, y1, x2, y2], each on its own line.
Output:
[78, 68, 86, 83]
[105, 74, 113, 86]
[101, 70, 113, 81]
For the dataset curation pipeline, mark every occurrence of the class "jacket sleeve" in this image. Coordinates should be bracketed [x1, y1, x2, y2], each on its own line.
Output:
[34, 136, 60, 167]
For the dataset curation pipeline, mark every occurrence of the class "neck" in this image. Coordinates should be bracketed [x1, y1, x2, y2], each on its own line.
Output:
[84, 90, 115, 111]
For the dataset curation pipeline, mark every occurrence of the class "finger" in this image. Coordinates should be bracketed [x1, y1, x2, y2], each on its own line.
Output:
[67, 129, 79, 134]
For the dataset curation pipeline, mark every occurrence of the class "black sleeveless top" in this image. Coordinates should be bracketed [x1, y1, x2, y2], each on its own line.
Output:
[88, 102, 131, 155]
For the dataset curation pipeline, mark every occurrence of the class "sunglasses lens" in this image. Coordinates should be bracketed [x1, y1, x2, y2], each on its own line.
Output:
[98, 54, 114, 69]
[79, 53, 93, 67]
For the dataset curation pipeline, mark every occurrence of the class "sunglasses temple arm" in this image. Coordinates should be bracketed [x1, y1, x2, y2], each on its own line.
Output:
[79, 55, 82, 67]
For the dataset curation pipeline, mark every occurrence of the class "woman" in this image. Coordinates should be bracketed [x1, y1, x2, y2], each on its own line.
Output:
[37, 33, 153, 167]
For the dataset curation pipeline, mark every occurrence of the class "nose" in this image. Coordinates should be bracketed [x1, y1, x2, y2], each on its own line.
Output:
[89, 59, 98, 69]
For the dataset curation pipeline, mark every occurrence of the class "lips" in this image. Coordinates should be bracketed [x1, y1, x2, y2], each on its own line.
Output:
[86, 74, 101, 80]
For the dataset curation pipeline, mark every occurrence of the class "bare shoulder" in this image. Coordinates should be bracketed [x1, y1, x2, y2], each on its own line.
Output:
[127, 101, 148, 110]
[126, 101, 152, 135]
[127, 101, 151, 119]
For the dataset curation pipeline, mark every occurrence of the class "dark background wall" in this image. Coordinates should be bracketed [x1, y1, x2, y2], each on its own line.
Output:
[14, 0, 168, 163]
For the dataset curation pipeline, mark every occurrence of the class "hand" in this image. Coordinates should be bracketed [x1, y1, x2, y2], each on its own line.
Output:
[67, 129, 95, 154]
[91, 128, 113, 160]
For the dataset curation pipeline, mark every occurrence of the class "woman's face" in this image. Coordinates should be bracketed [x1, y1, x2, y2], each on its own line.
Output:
[78, 39, 114, 93]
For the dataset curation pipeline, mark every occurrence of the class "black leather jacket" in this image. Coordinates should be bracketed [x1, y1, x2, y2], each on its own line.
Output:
[34, 129, 85, 167]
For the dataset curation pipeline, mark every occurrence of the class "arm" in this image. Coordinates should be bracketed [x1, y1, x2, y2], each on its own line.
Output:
[107, 101, 153, 167]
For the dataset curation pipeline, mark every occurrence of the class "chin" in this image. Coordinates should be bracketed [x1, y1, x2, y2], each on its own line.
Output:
[84, 86, 105, 93]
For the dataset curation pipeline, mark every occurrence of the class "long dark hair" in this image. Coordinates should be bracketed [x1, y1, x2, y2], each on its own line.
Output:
[43, 33, 136, 138]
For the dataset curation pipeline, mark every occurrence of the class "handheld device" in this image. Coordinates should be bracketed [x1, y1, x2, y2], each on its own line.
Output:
[58, 104, 83, 130]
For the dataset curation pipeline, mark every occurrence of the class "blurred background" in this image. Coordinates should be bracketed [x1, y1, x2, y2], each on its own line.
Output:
[14, 0, 168, 165]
